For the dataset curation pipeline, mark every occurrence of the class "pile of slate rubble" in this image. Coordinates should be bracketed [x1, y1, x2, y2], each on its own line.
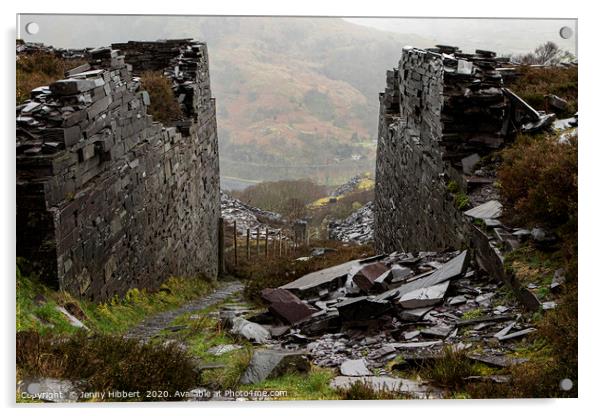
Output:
[220, 191, 284, 236]
[330, 174, 364, 198]
[219, 246, 556, 397]
[328, 201, 374, 245]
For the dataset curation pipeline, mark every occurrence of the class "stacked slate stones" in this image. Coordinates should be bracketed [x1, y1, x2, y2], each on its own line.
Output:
[16, 40, 220, 300]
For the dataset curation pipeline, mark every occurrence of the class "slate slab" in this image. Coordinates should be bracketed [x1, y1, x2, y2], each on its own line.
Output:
[280, 259, 361, 294]
[336, 296, 391, 321]
[398, 281, 450, 309]
[464, 200, 502, 220]
[239, 349, 310, 385]
[231, 317, 270, 344]
[384, 250, 468, 302]
[352, 262, 389, 293]
[262, 288, 317, 325]
[340, 359, 372, 376]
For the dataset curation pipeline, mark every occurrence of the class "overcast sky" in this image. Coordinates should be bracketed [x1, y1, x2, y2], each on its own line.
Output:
[18, 15, 576, 57]
[345, 17, 577, 56]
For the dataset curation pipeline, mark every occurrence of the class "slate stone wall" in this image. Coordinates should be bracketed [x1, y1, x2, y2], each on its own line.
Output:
[16, 40, 220, 301]
[374, 46, 514, 253]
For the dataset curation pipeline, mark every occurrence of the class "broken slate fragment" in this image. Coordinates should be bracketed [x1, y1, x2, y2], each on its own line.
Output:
[239, 349, 310, 385]
[55, 306, 88, 330]
[461, 153, 480, 174]
[340, 359, 371, 376]
[421, 324, 454, 339]
[494, 321, 516, 339]
[497, 328, 536, 341]
[369, 345, 397, 360]
[387, 340, 443, 349]
[468, 354, 529, 368]
[231, 317, 270, 344]
[403, 330, 421, 340]
[280, 259, 361, 296]
[398, 281, 450, 309]
[389, 264, 414, 283]
[353, 262, 390, 293]
[550, 268, 566, 292]
[399, 306, 434, 321]
[464, 200, 502, 220]
[261, 288, 317, 324]
[448, 295, 468, 306]
[385, 250, 468, 301]
[336, 296, 391, 321]
[542, 301, 557, 310]
[206, 344, 243, 356]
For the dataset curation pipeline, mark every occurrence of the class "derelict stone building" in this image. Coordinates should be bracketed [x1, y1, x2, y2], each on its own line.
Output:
[16, 39, 220, 300]
[374, 45, 550, 253]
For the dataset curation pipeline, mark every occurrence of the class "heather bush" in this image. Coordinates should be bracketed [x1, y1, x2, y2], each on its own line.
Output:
[498, 134, 577, 236]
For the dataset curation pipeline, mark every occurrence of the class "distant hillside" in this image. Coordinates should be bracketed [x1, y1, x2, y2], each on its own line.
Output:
[193, 17, 432, 184]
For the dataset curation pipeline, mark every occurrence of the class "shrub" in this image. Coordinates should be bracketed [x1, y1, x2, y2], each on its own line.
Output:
[467, 287, 577, 398]
[498, 134, 577, 236]
[17, 331, 200, 401]
[505, 65, 578, 117]
[140, 71, 183, 124]
[422, 347, 474, 389]
[337, 380, 402, 400]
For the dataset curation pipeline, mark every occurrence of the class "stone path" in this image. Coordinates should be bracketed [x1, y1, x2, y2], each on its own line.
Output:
[125, 280, 244, 342]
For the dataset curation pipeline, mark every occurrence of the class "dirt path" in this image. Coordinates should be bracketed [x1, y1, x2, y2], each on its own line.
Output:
[125, 280, 244, 342]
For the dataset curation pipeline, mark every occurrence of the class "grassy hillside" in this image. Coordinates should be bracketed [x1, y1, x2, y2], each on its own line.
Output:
[193, 17, 431, 183]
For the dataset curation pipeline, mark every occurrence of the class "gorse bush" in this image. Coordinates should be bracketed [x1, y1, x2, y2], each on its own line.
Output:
[140, 71, 183, 124]
[498, 134, 577, 236]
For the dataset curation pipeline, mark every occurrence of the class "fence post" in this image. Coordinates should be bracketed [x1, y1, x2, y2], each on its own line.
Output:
[246, 228, 251, 260]
[256, 226, 260, 257]
[265, 227, 269, 258]
[218, 217, 225, 277]
[278, 231, 282, 257]
[233, 220, 238, 266]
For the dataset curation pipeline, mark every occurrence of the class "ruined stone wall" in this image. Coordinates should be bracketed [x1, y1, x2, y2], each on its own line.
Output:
[374, 46, 516, 253]
[16, 40, 220, 301]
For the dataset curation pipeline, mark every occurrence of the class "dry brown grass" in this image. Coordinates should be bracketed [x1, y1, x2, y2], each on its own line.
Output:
[140, 71, 183, 124]
[227, 239, 374, 302]
[16, 53, 88, 104]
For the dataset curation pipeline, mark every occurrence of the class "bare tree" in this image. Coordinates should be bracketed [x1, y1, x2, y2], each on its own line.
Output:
[517, 42, 575, 66]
